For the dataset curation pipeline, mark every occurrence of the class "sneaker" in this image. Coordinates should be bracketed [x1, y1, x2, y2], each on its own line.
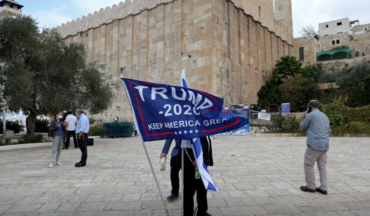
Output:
[56, 162, 62, 166]
[300, 186, 315, 193]
[316, 187, 328, 195]
[49, 163, 54, 168]
[167, 194, 179, 202]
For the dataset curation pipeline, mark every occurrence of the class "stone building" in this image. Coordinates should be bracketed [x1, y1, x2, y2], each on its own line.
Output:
[56, 0, 293, 122]
[319, 32, 351, 52]
[0, 0, 23, 19]
[292, 36, 319, 65]
[0, 0, 23, 70]
[318, 18, 358, 37]
[352, 24, 370, 57]
[293, 17, 370, 69]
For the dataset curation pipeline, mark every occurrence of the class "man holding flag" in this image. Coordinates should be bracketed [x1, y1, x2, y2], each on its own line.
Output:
[181, 70, 214, 216]
[183, 136, 213, 216]
[121, 69, 248, 216]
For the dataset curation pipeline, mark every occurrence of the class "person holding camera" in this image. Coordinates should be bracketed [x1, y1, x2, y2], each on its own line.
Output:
[299, 100, 331, 195]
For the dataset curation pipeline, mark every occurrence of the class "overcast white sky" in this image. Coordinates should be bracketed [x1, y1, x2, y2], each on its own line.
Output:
[20, 0, 370, 38]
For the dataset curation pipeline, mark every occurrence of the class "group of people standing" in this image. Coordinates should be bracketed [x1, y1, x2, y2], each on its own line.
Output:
[159, 100, 331, 216]
[45, 100, 330, 216]
[49, 108, 90, 168]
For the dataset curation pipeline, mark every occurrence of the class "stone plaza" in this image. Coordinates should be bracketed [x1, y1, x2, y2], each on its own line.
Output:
[0, 135, 369, 216]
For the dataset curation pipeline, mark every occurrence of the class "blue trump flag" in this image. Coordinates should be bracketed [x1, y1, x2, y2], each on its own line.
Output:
[121, 78, 248, 142]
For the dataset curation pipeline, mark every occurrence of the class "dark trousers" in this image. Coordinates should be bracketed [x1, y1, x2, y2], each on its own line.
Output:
[170, 154, 181, 195]
[78, 133, 88, 164]
[183, 150, 208, 216]
[65, 130, 78, 148]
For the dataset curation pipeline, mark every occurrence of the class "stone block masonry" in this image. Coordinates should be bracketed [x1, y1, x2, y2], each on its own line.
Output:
[57, 0, 292, 122]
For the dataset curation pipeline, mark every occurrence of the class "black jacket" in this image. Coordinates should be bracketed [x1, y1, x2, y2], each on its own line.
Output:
[199, 136, 213, 166]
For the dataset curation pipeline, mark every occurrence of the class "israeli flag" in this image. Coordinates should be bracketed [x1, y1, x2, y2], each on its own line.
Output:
[181, 69, 218, 192]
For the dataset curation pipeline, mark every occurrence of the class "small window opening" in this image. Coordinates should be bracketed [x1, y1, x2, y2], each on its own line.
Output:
[355, 51, 360, 57]
[332, 40, 335, 45]
[336, 39, 340, 44]
[299, 47, 304, 61]
[365, 27, 368, 31]
[259, 6, 261, 17]
[86, 33, 88, 37]
[337, 22, 342, 26]
[325, 24, 329, 28]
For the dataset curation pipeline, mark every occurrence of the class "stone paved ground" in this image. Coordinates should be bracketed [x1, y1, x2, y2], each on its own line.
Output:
[0, 136, 370, 216]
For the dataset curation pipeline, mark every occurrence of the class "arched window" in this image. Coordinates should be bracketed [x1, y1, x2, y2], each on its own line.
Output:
[355, 51, 360, 57]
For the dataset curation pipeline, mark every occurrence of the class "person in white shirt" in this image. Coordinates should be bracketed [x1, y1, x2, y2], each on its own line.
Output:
[64, 111, 78, 149]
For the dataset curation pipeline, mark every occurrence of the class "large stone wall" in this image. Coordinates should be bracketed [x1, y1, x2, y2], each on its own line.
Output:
[318, 56, 370, 73]
[56, 0, 292, 44]
[212, 1, 290, 105]
[60, 0, 292, 122]
[56, 0, 172, 38]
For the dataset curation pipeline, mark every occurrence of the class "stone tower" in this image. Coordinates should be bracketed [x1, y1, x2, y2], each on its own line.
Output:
[274, 0, 293, 36]
[0, 0, 23, 19]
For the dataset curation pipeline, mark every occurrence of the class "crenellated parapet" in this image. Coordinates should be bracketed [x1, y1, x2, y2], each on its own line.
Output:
[55, 0, 174, 38]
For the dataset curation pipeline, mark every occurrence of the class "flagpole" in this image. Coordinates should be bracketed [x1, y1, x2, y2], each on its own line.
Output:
[181, 147, 184, 216]
[141, 141, 170, 216]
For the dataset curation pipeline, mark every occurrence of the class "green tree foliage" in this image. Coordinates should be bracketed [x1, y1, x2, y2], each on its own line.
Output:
[272, 56, 302, 84]
[334, 60, 370, 107]
[0, 121, 24, 133]
[35, 119, 50, 133]
[258, 56, 303, 110]
[321, 97, 370, 136]
[257, 80, 281, 110]
[0, 16, 113, 136]
[279, 74, 320, 111]
[301, 64, 325, 83]
[319, 72, 337, 83]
